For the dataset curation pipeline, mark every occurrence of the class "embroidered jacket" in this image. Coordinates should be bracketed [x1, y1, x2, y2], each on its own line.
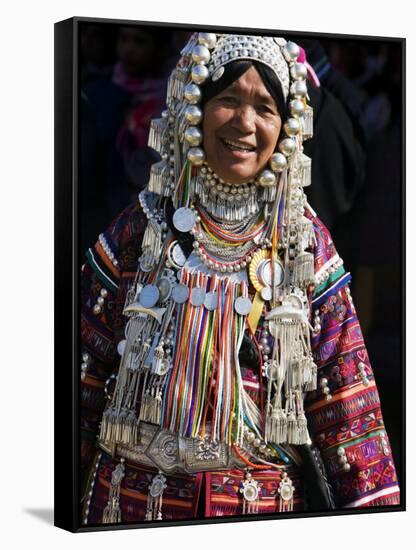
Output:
[80, 200, 400, 522]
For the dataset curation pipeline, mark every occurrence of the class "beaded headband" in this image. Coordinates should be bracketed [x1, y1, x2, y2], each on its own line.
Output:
[207, 35, 290, 99]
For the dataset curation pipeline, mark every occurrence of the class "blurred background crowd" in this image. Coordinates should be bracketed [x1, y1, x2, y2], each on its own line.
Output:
[79, 23, 403, 477]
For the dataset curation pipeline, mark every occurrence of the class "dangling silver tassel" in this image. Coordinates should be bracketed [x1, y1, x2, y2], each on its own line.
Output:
[286, 392, 298, 445]
[302, 356, 317, 391]
[147, 117, 168, 155]
[292, 251, 315, 286]
[295, 390, 309, 444]
[240, 471, 261, 515]
[147, 159, 169, 195]
[167, 67, 188, 103]
[145, 472, 167, 521]
[265, 399, 288, 444]
[278, 471, 295, 512]
[261, 183, 277, 203]
[301, 105, 314, 141]
[102, 459, 125, 524]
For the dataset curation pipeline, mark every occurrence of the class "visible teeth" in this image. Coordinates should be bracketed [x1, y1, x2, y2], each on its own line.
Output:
[223, 139, 254, 152]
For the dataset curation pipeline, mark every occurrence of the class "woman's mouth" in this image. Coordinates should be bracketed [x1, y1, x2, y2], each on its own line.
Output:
[221, 138, 256, 154]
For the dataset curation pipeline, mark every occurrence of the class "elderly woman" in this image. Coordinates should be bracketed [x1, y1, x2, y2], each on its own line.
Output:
[80, 33, 400, 525]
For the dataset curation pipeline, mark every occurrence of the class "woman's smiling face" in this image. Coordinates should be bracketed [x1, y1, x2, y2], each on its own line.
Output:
[202, 65, 282, 184]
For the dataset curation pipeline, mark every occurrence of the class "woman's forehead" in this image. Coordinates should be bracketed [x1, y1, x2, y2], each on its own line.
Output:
[221, 67, 275, 103]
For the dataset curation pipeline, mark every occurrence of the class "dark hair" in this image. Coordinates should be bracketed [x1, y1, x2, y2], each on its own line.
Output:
[201, 59, 288, 121]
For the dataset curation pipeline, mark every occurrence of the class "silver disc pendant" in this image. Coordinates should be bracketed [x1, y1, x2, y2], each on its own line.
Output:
[234, 296, 252, 316]
[157, 277, 172, 302]
[190, 287, 206, 307]
[260, 286, 272, 301]
[204, 291, 218, 311]
[172, 284, 190, 304]
[171, 242, 187, 267]
[243, 482, 259, 502]
[259, 259, 284, 287]
[139, 284, 160, 308]
[173, 207, 196, 233]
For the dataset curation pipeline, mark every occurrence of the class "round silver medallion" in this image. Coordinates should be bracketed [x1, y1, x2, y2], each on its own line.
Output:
[190, 287, 206, 307]
[243, 483, 259, 502]
[149, 477, 166, 498]
[173, 207, 196, 233]
[171, 242, 187, 267]
[157, 277, 172, 302]
[204, 291, 218, 311]
[172, 284, 190, 304]
[234, 296, 252, 316]
[139, 284, 160, 308]
[280, 482, 294, 501]
[259, 259, 284, 287]
[260, 286, 272, 301]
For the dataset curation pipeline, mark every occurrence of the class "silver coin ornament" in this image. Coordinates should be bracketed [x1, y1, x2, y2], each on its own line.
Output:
[234, 296, 253, 316]
[173, 207, 196, 233]
[190, 287, 206, 307]
[261, 259, 284, 287]
[204, 291, 218, 311]
[260, 286, 272, 301]
[117, 339, 126, 356]
[149, 476, 166, 498]
[171, 242, 187, 268]
[172, 284, 190, 304]
[157, 277, 172, 302]
[243, 483, 259, 502]
[139, 284, 160, 308]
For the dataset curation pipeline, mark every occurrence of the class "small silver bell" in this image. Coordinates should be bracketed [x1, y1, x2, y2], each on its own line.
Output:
[191, 64, 209, 84]
[198, 33, 217, 50]
[258, 169, 276, 187]
[184, 82, 202, 104]
[269, 152, 287, 172]
[283, 41, 300, 62]
[290, 62, 308, 81]
[192, 44, 211, 65]
[284, 118, 301, 137]
[184, 126, 203, 146]
[289, 99, 305, 117]
[187, 147, 206, 165]
[278, 138, 296, 157]
[184, 105, 203, 125]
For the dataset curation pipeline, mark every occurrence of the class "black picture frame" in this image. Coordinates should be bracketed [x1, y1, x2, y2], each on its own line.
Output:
[54, 16, 406, 533]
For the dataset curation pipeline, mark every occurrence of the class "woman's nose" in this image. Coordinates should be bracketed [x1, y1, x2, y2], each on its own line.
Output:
[231, 105, 256, 134]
